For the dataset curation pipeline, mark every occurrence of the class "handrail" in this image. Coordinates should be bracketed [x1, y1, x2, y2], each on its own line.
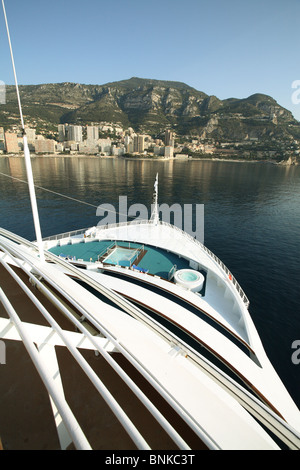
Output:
[1, 228, 300, 449]
[0, 247, 193, 450]
[185, 347, 300, 450]
[93, 220, 250, 308]
[0, 231, 219, 449]
[97, 241, 116, 260]
[0, 251, 151, 450]
[168, 264, 177, 281]
[156, 220, 249, 308]
[42, 219, 249, 307]
[0, 287, 92, 450]
[43, 227, 88, 242]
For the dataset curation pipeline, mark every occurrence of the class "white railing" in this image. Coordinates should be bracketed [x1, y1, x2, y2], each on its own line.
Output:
[0, 287, 92, 450]
[94, 220, 250, 308]
[160, 221, 250, 308]
[1, 228, 300, 450]
[168, 264, 177, 281]
[42, 219, 249, 308]
[0, 240, 197, 450]
[97, 241, 116, 261]
[0, 231, 220, 449]
[42, 227, 88, 241]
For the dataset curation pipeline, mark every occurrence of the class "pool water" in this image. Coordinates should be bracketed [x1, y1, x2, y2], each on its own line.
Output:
[178, 271, 199, 282]
[103, 246, 139, 267]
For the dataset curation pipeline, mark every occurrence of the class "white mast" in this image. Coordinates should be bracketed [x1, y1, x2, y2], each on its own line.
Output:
[2, 0, 45, 262]
[150, 173, 159, 225]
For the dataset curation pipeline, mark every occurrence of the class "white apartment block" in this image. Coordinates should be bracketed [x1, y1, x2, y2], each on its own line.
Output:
[67, 125, 83, 142]
[164, 146, 174, 158]
[86, 125, 99, 141]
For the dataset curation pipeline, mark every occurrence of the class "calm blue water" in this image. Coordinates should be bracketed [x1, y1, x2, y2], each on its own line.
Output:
[0, 156, 299, 408]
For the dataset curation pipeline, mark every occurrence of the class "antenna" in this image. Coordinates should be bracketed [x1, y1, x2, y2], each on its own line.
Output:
[150, 173, 159, 225]
[2, 0, 45, 262]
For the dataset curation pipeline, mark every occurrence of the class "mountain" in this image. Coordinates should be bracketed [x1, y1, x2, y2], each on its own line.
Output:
[1, 77, 300, 147]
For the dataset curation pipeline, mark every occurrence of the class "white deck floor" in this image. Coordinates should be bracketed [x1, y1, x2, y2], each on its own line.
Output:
[2, 228, 300, 449]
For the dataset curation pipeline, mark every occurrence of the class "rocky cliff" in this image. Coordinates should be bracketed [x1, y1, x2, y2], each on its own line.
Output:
[1, 77, 300, 147]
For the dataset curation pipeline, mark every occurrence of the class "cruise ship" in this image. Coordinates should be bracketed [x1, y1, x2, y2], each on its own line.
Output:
[1, 0, 300, 451]
[1, 173, 300, 450]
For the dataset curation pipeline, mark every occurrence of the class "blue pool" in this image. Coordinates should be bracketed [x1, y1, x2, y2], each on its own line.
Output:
[103, 246, 139, 267]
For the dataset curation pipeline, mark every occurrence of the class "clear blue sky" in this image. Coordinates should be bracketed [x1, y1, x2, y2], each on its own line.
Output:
[1, 0, 300, 120]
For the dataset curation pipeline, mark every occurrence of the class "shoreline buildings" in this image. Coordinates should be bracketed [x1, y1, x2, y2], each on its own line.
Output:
[0, 123, 177, 158]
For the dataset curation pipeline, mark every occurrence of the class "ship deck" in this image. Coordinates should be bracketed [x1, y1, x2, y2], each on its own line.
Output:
[48, 239, 192, 281]
[1, 228, 300, 450]
[0, 264, 207, 450]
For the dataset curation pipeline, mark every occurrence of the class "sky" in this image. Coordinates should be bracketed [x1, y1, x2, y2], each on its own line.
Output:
[1, 0, 300, 120]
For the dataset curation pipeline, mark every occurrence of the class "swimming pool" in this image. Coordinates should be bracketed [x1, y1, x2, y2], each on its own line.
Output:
[103, 246, 139, 267]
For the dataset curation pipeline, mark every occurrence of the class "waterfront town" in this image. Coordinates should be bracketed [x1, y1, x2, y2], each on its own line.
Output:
[0, 121, 299, 162]
[0, 123, 188, 158]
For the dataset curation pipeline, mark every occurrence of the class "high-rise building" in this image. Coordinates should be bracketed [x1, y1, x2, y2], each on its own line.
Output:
[58, 124, 66, 142]
[165, 129, 175, 147]
[4, 132, 19, 153]
[133, 135, 145, 153]
[67, 125, 83, 142]
[164, 146, 174, 158]
[86, 125, 99, 142]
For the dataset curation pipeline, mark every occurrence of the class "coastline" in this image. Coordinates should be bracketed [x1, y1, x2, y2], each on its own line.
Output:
[0, 153, 298, 165]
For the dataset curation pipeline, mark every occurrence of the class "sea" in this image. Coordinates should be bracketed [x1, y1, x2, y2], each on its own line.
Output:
[0, 156, 299, 409]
